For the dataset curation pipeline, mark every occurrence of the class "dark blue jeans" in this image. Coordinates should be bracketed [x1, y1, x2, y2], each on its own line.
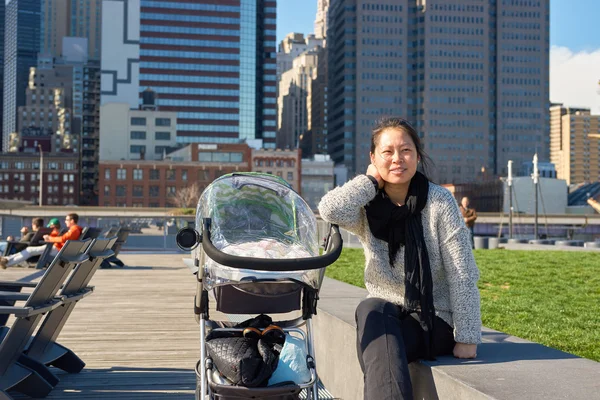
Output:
[355, 298, 455, 400]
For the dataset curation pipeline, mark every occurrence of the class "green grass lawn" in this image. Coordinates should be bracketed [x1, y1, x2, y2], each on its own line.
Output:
[325, 248, 600, 362]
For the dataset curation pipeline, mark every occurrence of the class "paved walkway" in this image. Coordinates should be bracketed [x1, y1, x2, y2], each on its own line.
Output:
[5, 254, 198, 399]
[4, 253, 335, 399]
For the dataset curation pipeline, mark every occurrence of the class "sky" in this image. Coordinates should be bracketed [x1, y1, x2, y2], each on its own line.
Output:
[277, 0, 600, 113]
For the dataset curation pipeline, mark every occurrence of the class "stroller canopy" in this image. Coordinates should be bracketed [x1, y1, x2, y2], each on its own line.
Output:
[195, 173, 323, 290]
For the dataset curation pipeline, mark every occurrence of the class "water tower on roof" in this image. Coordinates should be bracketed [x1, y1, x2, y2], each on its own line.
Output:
[141, 87, 158, 111]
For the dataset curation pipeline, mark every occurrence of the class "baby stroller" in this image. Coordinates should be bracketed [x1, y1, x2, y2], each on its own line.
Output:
[177, 173, 342, 400]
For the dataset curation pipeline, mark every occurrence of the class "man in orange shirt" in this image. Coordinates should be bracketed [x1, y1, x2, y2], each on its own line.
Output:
[0, 213, 82, 268]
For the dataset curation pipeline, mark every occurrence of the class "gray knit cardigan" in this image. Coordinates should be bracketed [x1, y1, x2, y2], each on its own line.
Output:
[318, 175, 482, 344]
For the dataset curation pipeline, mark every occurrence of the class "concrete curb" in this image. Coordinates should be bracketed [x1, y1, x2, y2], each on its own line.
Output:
[314, 277, 600, 400]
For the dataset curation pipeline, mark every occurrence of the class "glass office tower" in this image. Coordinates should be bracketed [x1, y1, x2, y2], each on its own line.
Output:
[2, 0, 41, 152]
[138, 0, 277, 147]
[327, 0, 549, 183]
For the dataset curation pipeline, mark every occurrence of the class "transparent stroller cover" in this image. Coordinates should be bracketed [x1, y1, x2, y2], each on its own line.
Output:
[195, 173, 324, 290]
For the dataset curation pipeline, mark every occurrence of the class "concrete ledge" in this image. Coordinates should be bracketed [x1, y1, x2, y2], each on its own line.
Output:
[503, 242, 600, 252]
[314, 277, 600, 400]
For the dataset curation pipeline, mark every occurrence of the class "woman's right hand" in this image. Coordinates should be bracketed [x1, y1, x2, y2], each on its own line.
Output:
[366, 164, 384, 189]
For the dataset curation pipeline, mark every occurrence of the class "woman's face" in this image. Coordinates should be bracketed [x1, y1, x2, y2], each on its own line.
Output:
[370, 128, 419, 186]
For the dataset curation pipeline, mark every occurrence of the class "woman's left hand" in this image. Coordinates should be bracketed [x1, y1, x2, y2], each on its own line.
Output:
[453, 343, 477, 359]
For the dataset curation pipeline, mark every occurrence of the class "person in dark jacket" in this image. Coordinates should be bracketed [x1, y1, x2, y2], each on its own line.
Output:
[19, 218, 45, 243]
[459, 197, 477, 248]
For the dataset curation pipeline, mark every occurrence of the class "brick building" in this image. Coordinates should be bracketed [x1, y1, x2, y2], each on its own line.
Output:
[99, 144, 305, 207]
[0, 152, 80, 205]
[251, 148, 302, 192]
[99, 143, 252, 207]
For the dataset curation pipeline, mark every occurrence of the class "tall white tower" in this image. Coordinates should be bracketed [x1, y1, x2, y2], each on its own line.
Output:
[314, 0, 329, 39]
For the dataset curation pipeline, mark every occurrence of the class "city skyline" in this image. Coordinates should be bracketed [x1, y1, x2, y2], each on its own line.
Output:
[278, 0, 600, 113]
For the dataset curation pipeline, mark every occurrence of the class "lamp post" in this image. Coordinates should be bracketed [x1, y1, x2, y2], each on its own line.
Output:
[532, 153, 539, 239]
[507, 160, 513, 239]
[38, 145, 43, 206]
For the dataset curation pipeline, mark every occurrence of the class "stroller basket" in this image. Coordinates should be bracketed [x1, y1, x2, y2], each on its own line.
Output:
[215, 282, 302, 314]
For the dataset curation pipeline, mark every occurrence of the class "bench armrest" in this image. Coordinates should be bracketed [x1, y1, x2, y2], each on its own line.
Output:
[0, 299, 62, 317]
[0, 281, 37, 288]
[0, 291, 30, 301]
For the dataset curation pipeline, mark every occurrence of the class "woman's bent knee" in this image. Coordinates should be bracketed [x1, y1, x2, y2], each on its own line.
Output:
[356, 298, 398, 327]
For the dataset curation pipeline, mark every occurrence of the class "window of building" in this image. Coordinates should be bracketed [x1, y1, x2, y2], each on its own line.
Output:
[166, 186, 176, 197]
[104, 185, 110, 196]
[117, 168, 126, 180]
[150, 169, 160, 180]
[231, 152, 243, 162]
[132, 185, 143, 197]
[287, 172, 293, 181]
[155, 118, 171, 126]
[201, 170, 211, 180]
[130, 145, 146, 154]
[130, 131, 146, 140]
[48, 162, 58, 170]
[155, 146, 169, 155]
[149, 202, 160, 207]
[182, 170, 188, 181]
[155, 131, 171, 140]
[198, 152, 212, 162]
[149, 185, 160, 197]
[116, 185, 126, 196]
[133, 169, 143, 180]
[166, 170, 176, 180]
[131, 117, 146, 126]
[213, 152, 229, 162]
[63, 175, 69, 182]
[105, 169, 111, 180]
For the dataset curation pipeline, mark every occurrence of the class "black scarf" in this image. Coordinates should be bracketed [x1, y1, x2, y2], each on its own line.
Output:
[364, 171, 436, 360]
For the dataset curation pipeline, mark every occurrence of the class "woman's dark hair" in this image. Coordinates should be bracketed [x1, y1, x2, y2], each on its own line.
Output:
[370, 117, 432, 176]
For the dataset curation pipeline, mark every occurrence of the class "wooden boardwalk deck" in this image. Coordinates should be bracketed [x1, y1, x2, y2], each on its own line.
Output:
[4, 253, 199, 399]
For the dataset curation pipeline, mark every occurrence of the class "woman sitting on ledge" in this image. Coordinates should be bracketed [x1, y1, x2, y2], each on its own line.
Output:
[318, 117, 481, 400]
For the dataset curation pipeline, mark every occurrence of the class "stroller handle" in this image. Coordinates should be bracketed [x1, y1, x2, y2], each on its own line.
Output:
[201, 218, 343, 271]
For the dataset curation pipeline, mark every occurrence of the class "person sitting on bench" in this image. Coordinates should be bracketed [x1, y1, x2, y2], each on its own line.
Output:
[0, 218, 45, 253]
[0, 214, 82, 269]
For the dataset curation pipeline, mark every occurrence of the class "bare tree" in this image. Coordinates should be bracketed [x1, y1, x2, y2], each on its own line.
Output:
[170, 182, 201, 209]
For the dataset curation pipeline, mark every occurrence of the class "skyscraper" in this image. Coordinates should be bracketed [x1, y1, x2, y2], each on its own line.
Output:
[40, 0, 103, 60]
[2, 0, 41, 152]
[277, 49, 319, 149]
[137, 0, 277, 147]
[314, 0, 329, 40]
[0, 1, 5, 146]
[276, 33, 323, 84]
[550, 104, 600, 185]
[326, 0, 549, 183]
